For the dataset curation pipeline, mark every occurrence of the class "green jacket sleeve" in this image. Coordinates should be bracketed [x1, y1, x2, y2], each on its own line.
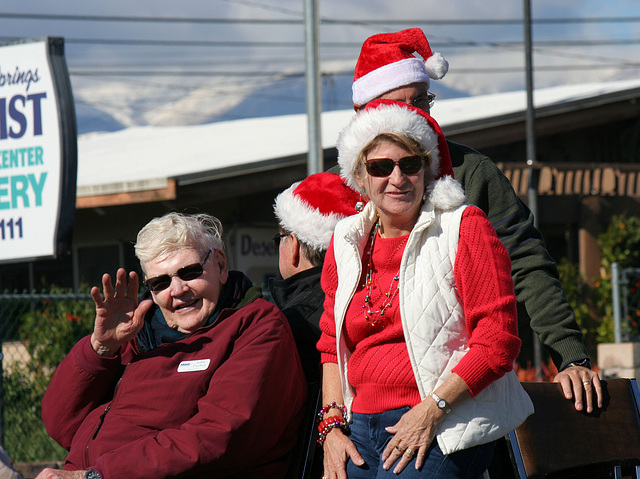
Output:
[448, 140, 589, 370]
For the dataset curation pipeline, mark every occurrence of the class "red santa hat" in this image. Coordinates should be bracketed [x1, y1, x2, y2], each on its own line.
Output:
[338, 99, 453, 188]
[352, 28, 449, 106]
[274, 172, 361, 251]
[337, 100, 463, 210]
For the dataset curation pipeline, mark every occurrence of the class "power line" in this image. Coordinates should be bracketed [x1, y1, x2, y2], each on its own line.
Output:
[0, 12, 301, 24]
[323, 17, 640, 25]
[2, 12, 640, 25]
[68, 62, 640, 78]
[453, 64, 640, 73]
[65, 38, 310, 48]
[443, 39, 640, 48]
[70, 69, 305, 77]
[219, 0, 303, 17]
[4, 35, 640, 50]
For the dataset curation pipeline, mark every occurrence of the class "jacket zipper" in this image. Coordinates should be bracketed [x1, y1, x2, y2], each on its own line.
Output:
[83, 362, 130, 466]
[85, 404, 111, 466]
[92, 404, 111, 439]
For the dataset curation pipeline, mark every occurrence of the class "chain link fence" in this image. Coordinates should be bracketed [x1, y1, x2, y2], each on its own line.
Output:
[0, 290, 94, 463]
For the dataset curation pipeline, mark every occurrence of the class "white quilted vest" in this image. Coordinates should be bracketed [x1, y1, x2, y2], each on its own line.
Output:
[331, 193, 534, 455]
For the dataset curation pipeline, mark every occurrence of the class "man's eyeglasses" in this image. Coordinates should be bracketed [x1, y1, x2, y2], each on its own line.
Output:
[365, 156, 425, 178]
[412, 91, 436, 110]
[145, 249, 212, 293]
[272, 232, 289, 247]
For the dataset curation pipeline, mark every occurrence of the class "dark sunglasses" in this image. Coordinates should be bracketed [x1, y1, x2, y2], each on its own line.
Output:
[272, 232, 289, 247]
[145, 249, 212, 293]
[365, 155, 425, 177]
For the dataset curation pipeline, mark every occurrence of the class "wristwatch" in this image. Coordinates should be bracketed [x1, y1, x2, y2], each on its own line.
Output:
[563, 358, 591, 371]
[85, 470, 101, 479]
[429, 391, 451, 414]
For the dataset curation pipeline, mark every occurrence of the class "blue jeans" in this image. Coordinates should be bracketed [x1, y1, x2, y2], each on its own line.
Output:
[346, 407, 495, 479]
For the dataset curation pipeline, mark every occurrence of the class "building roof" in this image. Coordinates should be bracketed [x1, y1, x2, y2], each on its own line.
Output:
[77, 78, 640, 199]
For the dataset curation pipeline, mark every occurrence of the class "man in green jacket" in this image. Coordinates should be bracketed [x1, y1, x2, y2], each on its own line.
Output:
[349, 28, 602, 412]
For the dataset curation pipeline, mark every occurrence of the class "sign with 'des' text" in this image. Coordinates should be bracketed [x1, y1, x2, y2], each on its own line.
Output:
[228, 226, 279, 287]
[0, 37, 77, 263]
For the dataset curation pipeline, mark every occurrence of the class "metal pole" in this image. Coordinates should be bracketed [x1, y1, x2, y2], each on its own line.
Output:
[303, 0, 322, 175]
[612, 262, 623, 343]
[524, 0, 543, 379]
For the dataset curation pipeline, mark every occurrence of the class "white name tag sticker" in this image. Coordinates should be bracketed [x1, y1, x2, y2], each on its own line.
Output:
[177, 359, 211, 373]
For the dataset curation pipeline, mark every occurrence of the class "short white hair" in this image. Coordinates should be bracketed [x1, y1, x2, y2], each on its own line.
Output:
[135, 212, 224, 270]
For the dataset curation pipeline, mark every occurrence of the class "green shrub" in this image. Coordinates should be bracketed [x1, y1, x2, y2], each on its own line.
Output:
[556, 214, 640, 353]
[598, 214, 640, 341]
[3, 291, 94, 462]
[3, 366, 67, 461]
[599, 214, 640, 270]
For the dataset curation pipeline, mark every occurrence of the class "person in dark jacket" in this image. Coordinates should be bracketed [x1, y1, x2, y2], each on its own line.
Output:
[347, 28, 602, 413]
[269, 172, 360, 383]
[37, 212, 306, 479]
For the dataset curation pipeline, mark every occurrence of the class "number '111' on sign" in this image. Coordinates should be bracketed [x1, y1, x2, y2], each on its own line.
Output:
[0, 217, 23, 239]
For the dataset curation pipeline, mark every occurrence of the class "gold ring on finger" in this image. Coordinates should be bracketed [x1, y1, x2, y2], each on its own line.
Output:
[583, 380, 591, 386]
[395, 445, 406, 453]
[405, 448, 415, 456]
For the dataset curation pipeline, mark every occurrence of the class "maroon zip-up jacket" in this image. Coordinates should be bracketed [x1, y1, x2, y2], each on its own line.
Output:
[41, 292, 306, 479]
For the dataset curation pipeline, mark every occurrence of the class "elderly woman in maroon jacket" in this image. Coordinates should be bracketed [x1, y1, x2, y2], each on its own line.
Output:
[36, 212, 306, 479]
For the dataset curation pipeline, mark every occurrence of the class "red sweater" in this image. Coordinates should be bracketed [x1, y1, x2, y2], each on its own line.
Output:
[317, 206, 520, 414]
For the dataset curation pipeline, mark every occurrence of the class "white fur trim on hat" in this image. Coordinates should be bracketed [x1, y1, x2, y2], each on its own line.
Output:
[274, 182, 348, 251]
[337, 103, 441, 194]
[427, 175, 466, 211]
[352, 57, 431, 106]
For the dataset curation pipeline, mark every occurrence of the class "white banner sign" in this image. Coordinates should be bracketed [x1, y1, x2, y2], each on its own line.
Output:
[0, 38, 77, 263]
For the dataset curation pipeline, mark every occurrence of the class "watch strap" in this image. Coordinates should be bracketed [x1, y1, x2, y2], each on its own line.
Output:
[429, 391, 451, 414]
[563, 357, 591, 371]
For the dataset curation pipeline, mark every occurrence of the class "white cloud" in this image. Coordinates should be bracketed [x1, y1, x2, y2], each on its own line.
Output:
[3, 0, 640, 127]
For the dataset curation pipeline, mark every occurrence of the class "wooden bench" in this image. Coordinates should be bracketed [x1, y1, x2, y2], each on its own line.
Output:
[498, 379, 640, 478]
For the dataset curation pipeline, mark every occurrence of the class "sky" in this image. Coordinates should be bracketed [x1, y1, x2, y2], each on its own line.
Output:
[2, 0, 640, 130]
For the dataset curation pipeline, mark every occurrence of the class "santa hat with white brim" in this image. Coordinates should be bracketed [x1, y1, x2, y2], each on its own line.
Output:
[352, 28, 449, 107]
[337, 100, 464, 211]
[274, 172, 361, 251]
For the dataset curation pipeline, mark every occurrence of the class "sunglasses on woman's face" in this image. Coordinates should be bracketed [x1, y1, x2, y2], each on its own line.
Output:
[365, 155, 425, 177]
[145, 249, 212, 293]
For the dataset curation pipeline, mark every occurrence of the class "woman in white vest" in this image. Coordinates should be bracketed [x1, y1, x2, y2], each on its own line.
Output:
[316, 100, 533, 479]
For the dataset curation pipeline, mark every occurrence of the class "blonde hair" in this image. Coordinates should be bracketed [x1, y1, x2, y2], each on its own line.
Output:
[135, 212, 224, 271]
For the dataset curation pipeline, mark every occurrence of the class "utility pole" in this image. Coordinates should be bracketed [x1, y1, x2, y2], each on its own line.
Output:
[524, 0, 543, 379]
[303, 0, 322, 175]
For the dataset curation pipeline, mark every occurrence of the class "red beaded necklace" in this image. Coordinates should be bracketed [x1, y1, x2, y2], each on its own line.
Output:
[362, 219, 402, 328]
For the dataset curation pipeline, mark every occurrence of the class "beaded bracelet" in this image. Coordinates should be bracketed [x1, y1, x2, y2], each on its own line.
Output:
[316, 402, 349, 445]
[317, 415, 346, 445]
[316, 401, 347, 422]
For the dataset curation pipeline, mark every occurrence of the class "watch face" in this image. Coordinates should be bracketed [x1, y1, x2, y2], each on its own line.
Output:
[438, 400, 446, 408]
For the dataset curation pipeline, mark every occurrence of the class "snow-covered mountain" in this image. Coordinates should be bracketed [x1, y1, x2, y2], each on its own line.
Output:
[73, 73, 469, 135]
